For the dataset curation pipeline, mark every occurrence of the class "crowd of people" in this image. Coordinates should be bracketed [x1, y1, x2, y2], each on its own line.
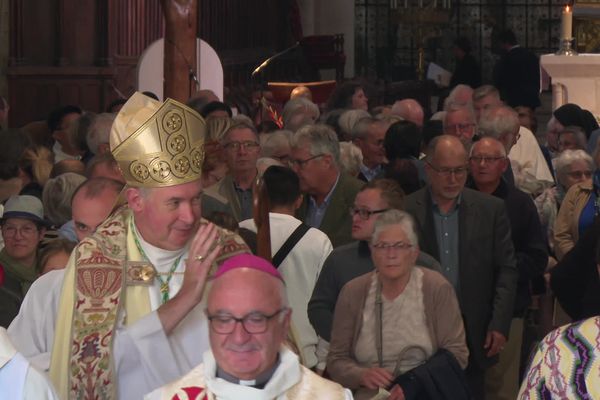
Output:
[1, 33, 600, 399]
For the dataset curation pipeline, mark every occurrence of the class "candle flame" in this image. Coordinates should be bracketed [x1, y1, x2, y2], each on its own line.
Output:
[565, 5, 570, 12]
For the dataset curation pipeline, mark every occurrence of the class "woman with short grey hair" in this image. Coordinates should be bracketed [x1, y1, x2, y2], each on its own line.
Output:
[339, 142, 363, 177]
[535, 149, 594, 257]
[328, 209, 468, 399]
[553, 148, 598, 260]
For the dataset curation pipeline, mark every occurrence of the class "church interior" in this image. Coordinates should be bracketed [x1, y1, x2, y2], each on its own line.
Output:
[0, 0, 591, 130]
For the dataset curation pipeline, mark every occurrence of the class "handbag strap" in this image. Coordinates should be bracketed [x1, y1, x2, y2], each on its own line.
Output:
[375, 280, 384, 368]
[272, 223, 310, 268]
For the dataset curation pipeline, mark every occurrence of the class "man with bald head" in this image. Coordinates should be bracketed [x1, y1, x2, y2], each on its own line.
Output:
[404, 135, 518, 399]
[390, 99, 424, 127]
[145, 254, 352, 399]
[71, 177, 124, 241]
[290, 86, 313, 101]
[468, 137, 546, 399]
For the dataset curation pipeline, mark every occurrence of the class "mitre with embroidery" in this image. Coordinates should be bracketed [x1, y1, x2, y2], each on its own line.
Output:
[110, 92, 206, 188]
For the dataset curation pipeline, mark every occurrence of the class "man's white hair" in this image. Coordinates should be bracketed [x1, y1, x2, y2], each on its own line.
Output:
[443, 103, 476, 132]
[478, 106, 519, 140]
[444, 84, 474, 110]
[554, 149, 594, 187]
[260, 130, 292, 158]
[291, 124, 341, 165]
[472, 85, 500, 103]
[338, 109, 371, 138]
[86, 113, 116, 155]
[339, 141, 363, 177]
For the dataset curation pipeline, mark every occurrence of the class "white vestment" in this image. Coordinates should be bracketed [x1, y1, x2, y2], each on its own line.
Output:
[8, 269, 65, 371]
[0, 327, 58, 400]
[239, 213, 333, 369]
[8, 222, 211, 399]
[509, 126, 555, 195]
[145, 347, 353, 400]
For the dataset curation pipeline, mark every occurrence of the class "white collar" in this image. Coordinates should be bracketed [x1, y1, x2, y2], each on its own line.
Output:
[132, 220, 188, 273]
[203, 347, 302, 400]
[52, 142, 81, 162]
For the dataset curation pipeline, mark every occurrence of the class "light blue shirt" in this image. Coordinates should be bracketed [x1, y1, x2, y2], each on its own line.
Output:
[305, 174, 340, 229]
[431, 192, 461, 291]
[359, 164, 382, 181]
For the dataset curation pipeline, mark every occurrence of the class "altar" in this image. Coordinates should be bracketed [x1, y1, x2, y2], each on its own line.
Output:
[541, 54, 600, 117]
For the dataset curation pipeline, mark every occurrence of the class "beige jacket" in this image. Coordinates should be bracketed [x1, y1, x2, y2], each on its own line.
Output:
[553, 180, 593, 260]
[327, 268, 468, 395]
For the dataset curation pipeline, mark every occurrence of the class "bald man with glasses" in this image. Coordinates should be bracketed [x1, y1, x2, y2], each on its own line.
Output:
[146, 254, 352, 400]
[404, 135, 518, 399]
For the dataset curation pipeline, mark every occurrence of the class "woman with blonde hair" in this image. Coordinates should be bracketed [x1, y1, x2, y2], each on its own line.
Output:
[18, 146, 54, 195]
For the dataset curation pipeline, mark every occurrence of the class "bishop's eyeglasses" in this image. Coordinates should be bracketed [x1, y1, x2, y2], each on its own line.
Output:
[206, 308, 288, 334]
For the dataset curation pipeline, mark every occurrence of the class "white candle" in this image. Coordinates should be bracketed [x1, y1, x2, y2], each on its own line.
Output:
[419, 0, 423, 7]
[433, 0, 437, 8]
[404, 0, 408, 8]
[561, 5, 573, 39]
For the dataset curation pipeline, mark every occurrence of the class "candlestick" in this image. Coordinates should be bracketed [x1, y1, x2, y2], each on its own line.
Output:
[561, 5, 573, 39]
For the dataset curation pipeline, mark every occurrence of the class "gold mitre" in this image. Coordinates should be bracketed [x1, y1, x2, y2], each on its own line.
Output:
[110, 92, 206, 188]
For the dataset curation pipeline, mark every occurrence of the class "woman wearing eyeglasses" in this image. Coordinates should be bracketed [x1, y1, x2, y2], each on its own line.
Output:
[327, 209, 468, 400]
[551, 149, 596, 260]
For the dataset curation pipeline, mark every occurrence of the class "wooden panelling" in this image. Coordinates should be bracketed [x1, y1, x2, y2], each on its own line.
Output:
[7, 0, 298, 127]
[7, 66, 113, 124]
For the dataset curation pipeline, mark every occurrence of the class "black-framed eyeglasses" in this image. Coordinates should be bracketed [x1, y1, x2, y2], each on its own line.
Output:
[288, 154, 323, 168]
[469, 156, 506, 164]
[223, 141, 260, 151]
[426, 162, 468, 178]
[206, 308, 288, 334]
[349, 207, 389, 220]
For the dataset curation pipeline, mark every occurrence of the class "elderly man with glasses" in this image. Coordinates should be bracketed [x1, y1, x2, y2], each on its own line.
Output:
[467, 137, 547, 400]
[203, 121, 261, 222]
[443, 102, 478, 149]
[145, 254, 353, 400]
[404, 135, 518, 399]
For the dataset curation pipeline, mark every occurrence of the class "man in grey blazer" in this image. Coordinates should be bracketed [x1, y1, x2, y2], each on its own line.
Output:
[404, 135, 518, 399]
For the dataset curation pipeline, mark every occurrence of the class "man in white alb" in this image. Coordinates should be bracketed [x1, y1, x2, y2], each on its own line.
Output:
[9, 92, 249, 400]
[145, 253, 352, 400]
